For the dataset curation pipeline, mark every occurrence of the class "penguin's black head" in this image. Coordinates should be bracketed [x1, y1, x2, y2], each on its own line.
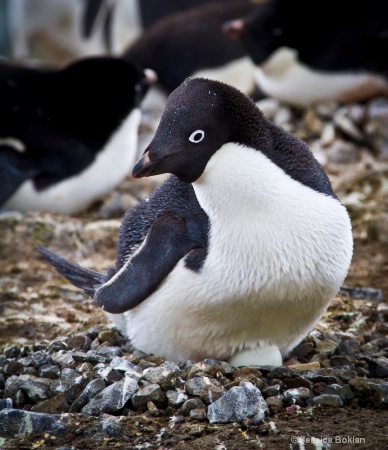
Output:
[132, 77, 259, 183]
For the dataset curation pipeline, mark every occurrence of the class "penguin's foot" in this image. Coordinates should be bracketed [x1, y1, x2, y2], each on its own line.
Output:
[229, 345, 283, 367]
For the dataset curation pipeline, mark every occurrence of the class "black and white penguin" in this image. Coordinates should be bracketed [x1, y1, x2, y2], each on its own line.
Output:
[37, 78, 353, 366]
[0, 56, 156, 214]
[223, 0, 388, 106]
[123, 0, 257, 97]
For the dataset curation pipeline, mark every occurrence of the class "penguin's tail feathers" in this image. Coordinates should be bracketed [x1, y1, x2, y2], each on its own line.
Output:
[36, 244, 105, 298]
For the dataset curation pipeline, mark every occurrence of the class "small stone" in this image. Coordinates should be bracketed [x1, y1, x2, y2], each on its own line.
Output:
[314, 339, 338, 356]
[132, 349, 148, 359]
[66, 335, 92, 351]
[0, 398, 13, 410]
[81, 375, 138, 415]
[96, 366, 124, 383]
[99, 414, 122, 437]
[69, 396, 87, 413]
[202, 359, 236, 376]
[330, 355, 351, 367]
[180, 398, 205, 416]
[21, 367, 38, 377]
[336, 369, 357, 382]
[283, 387, 311, 405]
[189, 407, 207, 420]
[110, 356, 141, 374]
[289, 362, 321, 371]
[47, 340, 68, 353]
[143, 361, 180, 389]
[81, 378, 108, 402]
[146, 401, 160, 416]
[31, 351, 52, 368]
[207, 381, 268, 424]
[4, 361, 24, 376]
[61, 368, 83, 384]
[166, 390, 188, 408]
[299, 369, 339, 384]
[186, 423, 205, 437]
[4, 346, 22, 359]
[265, 395, 283, 414]
[14, 389, 26, 408]
[312, 394, 343, 407]
[333, 110, 363, 140]
[0, 409, 67, 436]
[50, 351, 75, 368]
[324, 384, 353, 402]
[267, 367, 298, 380]
[348, 377, 372, 396]
[372, 382, 388, 408]
[131, 384, 165, 409]
[72, 350, 109, 364]
[31, 393, 69, 414]
[5, 374, 51, 402]
[283, 377, 312, 390]
[262, 385, 281, 398]
[290, 342, 315, 358]
[337, 339, 360, 356]
[78, 362, 94, 373]
[98, 330, 118, 345]
[368, 357, 388, 378]
[185, 376, 224, 404]
[97, 346, 123, 358]
[38, 364, 61, 379]
[50, 379, 83, 405]
[33, 341, 49, 352]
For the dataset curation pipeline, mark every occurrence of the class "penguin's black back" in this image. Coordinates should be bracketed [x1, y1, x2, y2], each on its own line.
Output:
[123, 0, 253, 93]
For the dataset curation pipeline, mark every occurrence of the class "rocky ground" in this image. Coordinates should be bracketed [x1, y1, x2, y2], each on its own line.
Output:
[0, 97, 387, 449]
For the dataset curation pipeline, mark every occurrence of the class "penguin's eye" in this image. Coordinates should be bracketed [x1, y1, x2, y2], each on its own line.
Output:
[189, 130, 205, 143]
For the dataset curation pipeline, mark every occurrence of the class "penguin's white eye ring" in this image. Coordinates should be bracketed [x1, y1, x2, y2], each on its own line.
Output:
[189, 130, 205, 143]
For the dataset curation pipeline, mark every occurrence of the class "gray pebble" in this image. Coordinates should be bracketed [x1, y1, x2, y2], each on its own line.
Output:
[180, 398, 205, 416]
[185, 376, 224, 404]
[81, 375, 138, 415]
[131, 384, 165, 409]
[207, 381, 268, 424]
[0, 409, 67, 436]
[312, 394, 343, 407]
[166, 389, 188, 408]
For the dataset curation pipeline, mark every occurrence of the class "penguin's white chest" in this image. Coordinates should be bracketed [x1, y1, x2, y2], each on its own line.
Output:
[120, 144, 352, 363]
[254, 47, 388, 106]
[3, 108, 141, 214]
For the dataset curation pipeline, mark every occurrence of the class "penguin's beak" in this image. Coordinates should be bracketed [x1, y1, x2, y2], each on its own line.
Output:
[222, 18, 245, 40]
[143, 68, 158, 85]
[132, 150, 158, 178]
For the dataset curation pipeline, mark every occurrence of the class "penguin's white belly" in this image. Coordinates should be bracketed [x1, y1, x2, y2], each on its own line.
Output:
[119, 144, 353, 363]
[4, 109, 141, 214]
[254, 47, 388, 107]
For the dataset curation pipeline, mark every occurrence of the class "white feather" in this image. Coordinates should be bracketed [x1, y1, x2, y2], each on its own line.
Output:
[254, 47, 388, 106]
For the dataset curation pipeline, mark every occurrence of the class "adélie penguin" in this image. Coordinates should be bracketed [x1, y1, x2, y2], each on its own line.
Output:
[1, 56, 156, 214]
[37, 77, 353, 366]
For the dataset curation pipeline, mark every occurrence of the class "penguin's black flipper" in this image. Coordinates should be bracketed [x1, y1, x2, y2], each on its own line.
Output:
[95, 212, 200, 314]
[36, 244, 105, 297]
[0, 147, 39, 205]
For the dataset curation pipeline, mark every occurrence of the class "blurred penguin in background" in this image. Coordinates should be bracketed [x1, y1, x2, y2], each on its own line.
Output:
[223, 0, 388, 106]
[5, 0, 231, 65]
